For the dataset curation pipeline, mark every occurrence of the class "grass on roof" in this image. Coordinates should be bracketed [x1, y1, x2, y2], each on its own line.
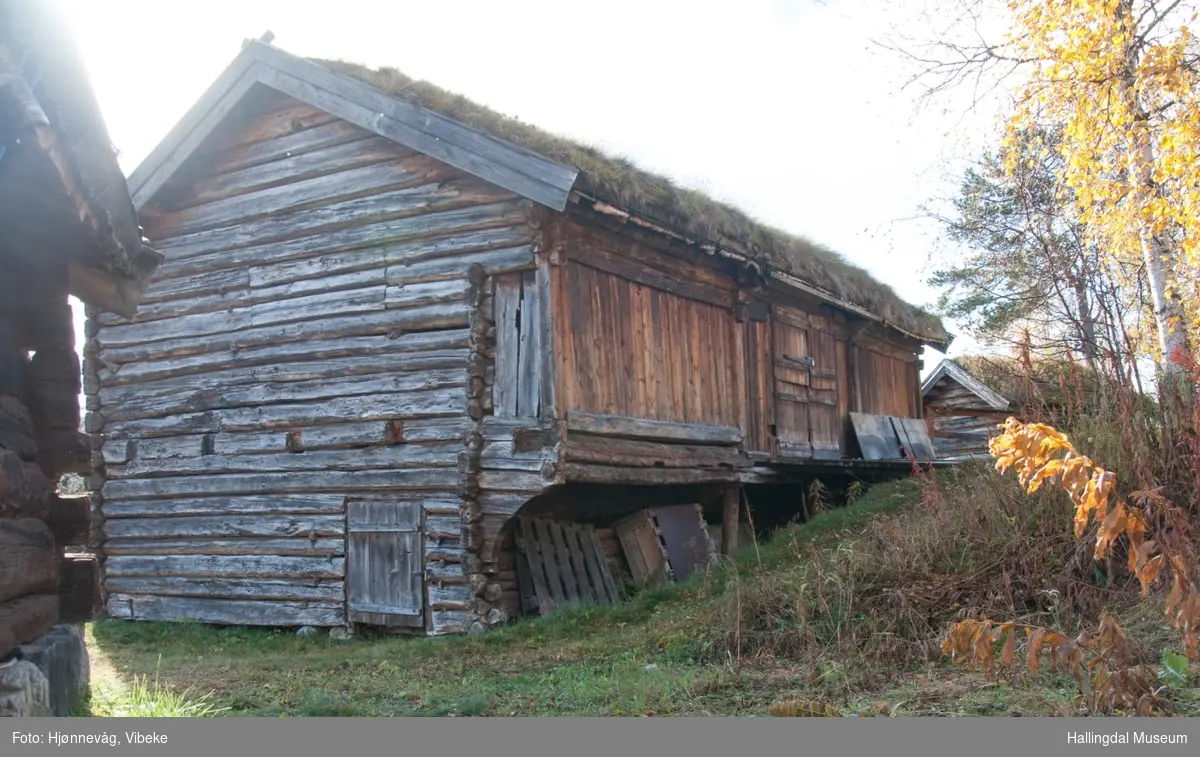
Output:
[311, 58, 950, 346]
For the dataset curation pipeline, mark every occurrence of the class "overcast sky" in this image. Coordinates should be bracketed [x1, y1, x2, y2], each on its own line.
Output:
[59, 0, 1009, 371]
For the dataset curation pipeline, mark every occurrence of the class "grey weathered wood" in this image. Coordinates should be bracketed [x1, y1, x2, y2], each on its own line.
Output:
[517, 270, 541, 416]
[99, 285, 388, 348]
[106, 594, 343, 626]
[105, 554, 344, 579]
[200, 118, 373, 176]
[181, 135, 399, 208]
[104, 514, 344, 540]
[103, 468, 458, 500]
[493, 274, 521, 417]
[346, 499, 424, 624]
[566, 411, 742, 446]
[108, 443, 460, 479]
[384, 279, 471, 310]
[156, 196, 527, 269]
[532, 519, 567, 607]
[162, 157, 452, 238]
[104, 576, 344, 602]
[850, 412, 903, 461]
[104, 386, 466, 438]
[101, 494, 347, 518]
[892, 417, 936, 462]
[105, 538, 344, 557]
[102, 301, 469, 365]
[100, 333, 469, 387]
[103, 368, 464, 423]
[251, 224, 529, 290]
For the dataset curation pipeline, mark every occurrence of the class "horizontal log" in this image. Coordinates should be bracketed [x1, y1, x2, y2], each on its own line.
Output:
[429, 610, 473, 635]
[104, 513, 344, 540]
[198, 118, 371, 178]
[106, 594, 344, 627]
[428, 584, 472, 611]
[98, 285, 388, 348]
[107, 443, 461, 479]
[105, 537, 345, 557]
[104, 576, 343, 602]
[103, 368, 465, 423]
[46, 494, 92, 547]
[104, 386, 467, 438]
[183, 135, 401, 209]
[384, 279, 472, 310]
[102, 494, 348, 518]
[560, 463, 740, 485]
[101, 333, 470, 388]
[58, 554, 100, 623]
[105, 554, 345, 579]
[474, 470, 553, 492]
[563, 436, 750, 469]
[252, 224, 530, 290]
[566, 411, 742, 446]
[0, 449, 53, 518]
[157, 156, 455, 238]
[102, 301, 469, 365]
[155, 183, 518, 264]
[197, 101, 338, 157]
[0, 519, 57, 604]
[0, 593, 58, 659]
[103, 468, 459, 500]
[34, 430, 91, 476]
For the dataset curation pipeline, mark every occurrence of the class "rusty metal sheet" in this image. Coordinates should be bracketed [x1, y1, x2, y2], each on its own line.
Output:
[653, 504, 710, 581]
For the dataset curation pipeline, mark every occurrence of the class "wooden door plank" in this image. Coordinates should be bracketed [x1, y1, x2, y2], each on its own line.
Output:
[533, 518, 567, 605]
[547, 520, 581, 605]
[493, 274, 522, 417]
[561, 524, 597, 603]
[517, 517, 554, 613]
[585, 525, 620, 602]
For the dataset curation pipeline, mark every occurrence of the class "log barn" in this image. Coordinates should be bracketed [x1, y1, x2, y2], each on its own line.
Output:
[0, 0, 158, 707]
[89, 39, 952, 635]
[921, 358, 1014, 461]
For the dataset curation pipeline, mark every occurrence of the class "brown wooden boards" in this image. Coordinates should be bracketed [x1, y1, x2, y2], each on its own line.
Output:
[614, 506, 714, 586]
[614, 511, 670, 588]
[514, 517, 619, 615]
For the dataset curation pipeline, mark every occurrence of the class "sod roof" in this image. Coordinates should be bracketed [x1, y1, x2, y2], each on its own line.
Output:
[312, 58, 950, 347]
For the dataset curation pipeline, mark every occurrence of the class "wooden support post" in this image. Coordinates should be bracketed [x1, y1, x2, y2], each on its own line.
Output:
[721, 486, 740, 556]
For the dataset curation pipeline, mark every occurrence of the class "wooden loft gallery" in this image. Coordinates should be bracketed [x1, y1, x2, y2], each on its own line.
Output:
[88, 38, 953, 635]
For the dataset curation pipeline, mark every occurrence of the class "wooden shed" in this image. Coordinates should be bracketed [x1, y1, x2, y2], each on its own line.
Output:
[921, 358, 1012, 461]
[88, 40, 952, 635]
[0, 0, 158, 662]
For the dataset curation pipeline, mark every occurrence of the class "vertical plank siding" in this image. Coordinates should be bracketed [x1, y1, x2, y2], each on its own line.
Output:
[89, 95, 536, 630]
[560, 260, 740, 429]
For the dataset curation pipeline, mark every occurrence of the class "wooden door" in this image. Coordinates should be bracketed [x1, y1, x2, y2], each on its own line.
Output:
[771, 307, 813, 458]
[807, 324, 842, 459]
[346, 499, 424, 628]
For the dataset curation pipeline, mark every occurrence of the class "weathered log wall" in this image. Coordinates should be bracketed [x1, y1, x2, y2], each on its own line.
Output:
[1, 270, 99, 659]
[88, 93, 539, 634]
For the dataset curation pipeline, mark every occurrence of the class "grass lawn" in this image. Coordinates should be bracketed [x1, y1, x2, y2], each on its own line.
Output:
[82, 479, 1195, 717]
